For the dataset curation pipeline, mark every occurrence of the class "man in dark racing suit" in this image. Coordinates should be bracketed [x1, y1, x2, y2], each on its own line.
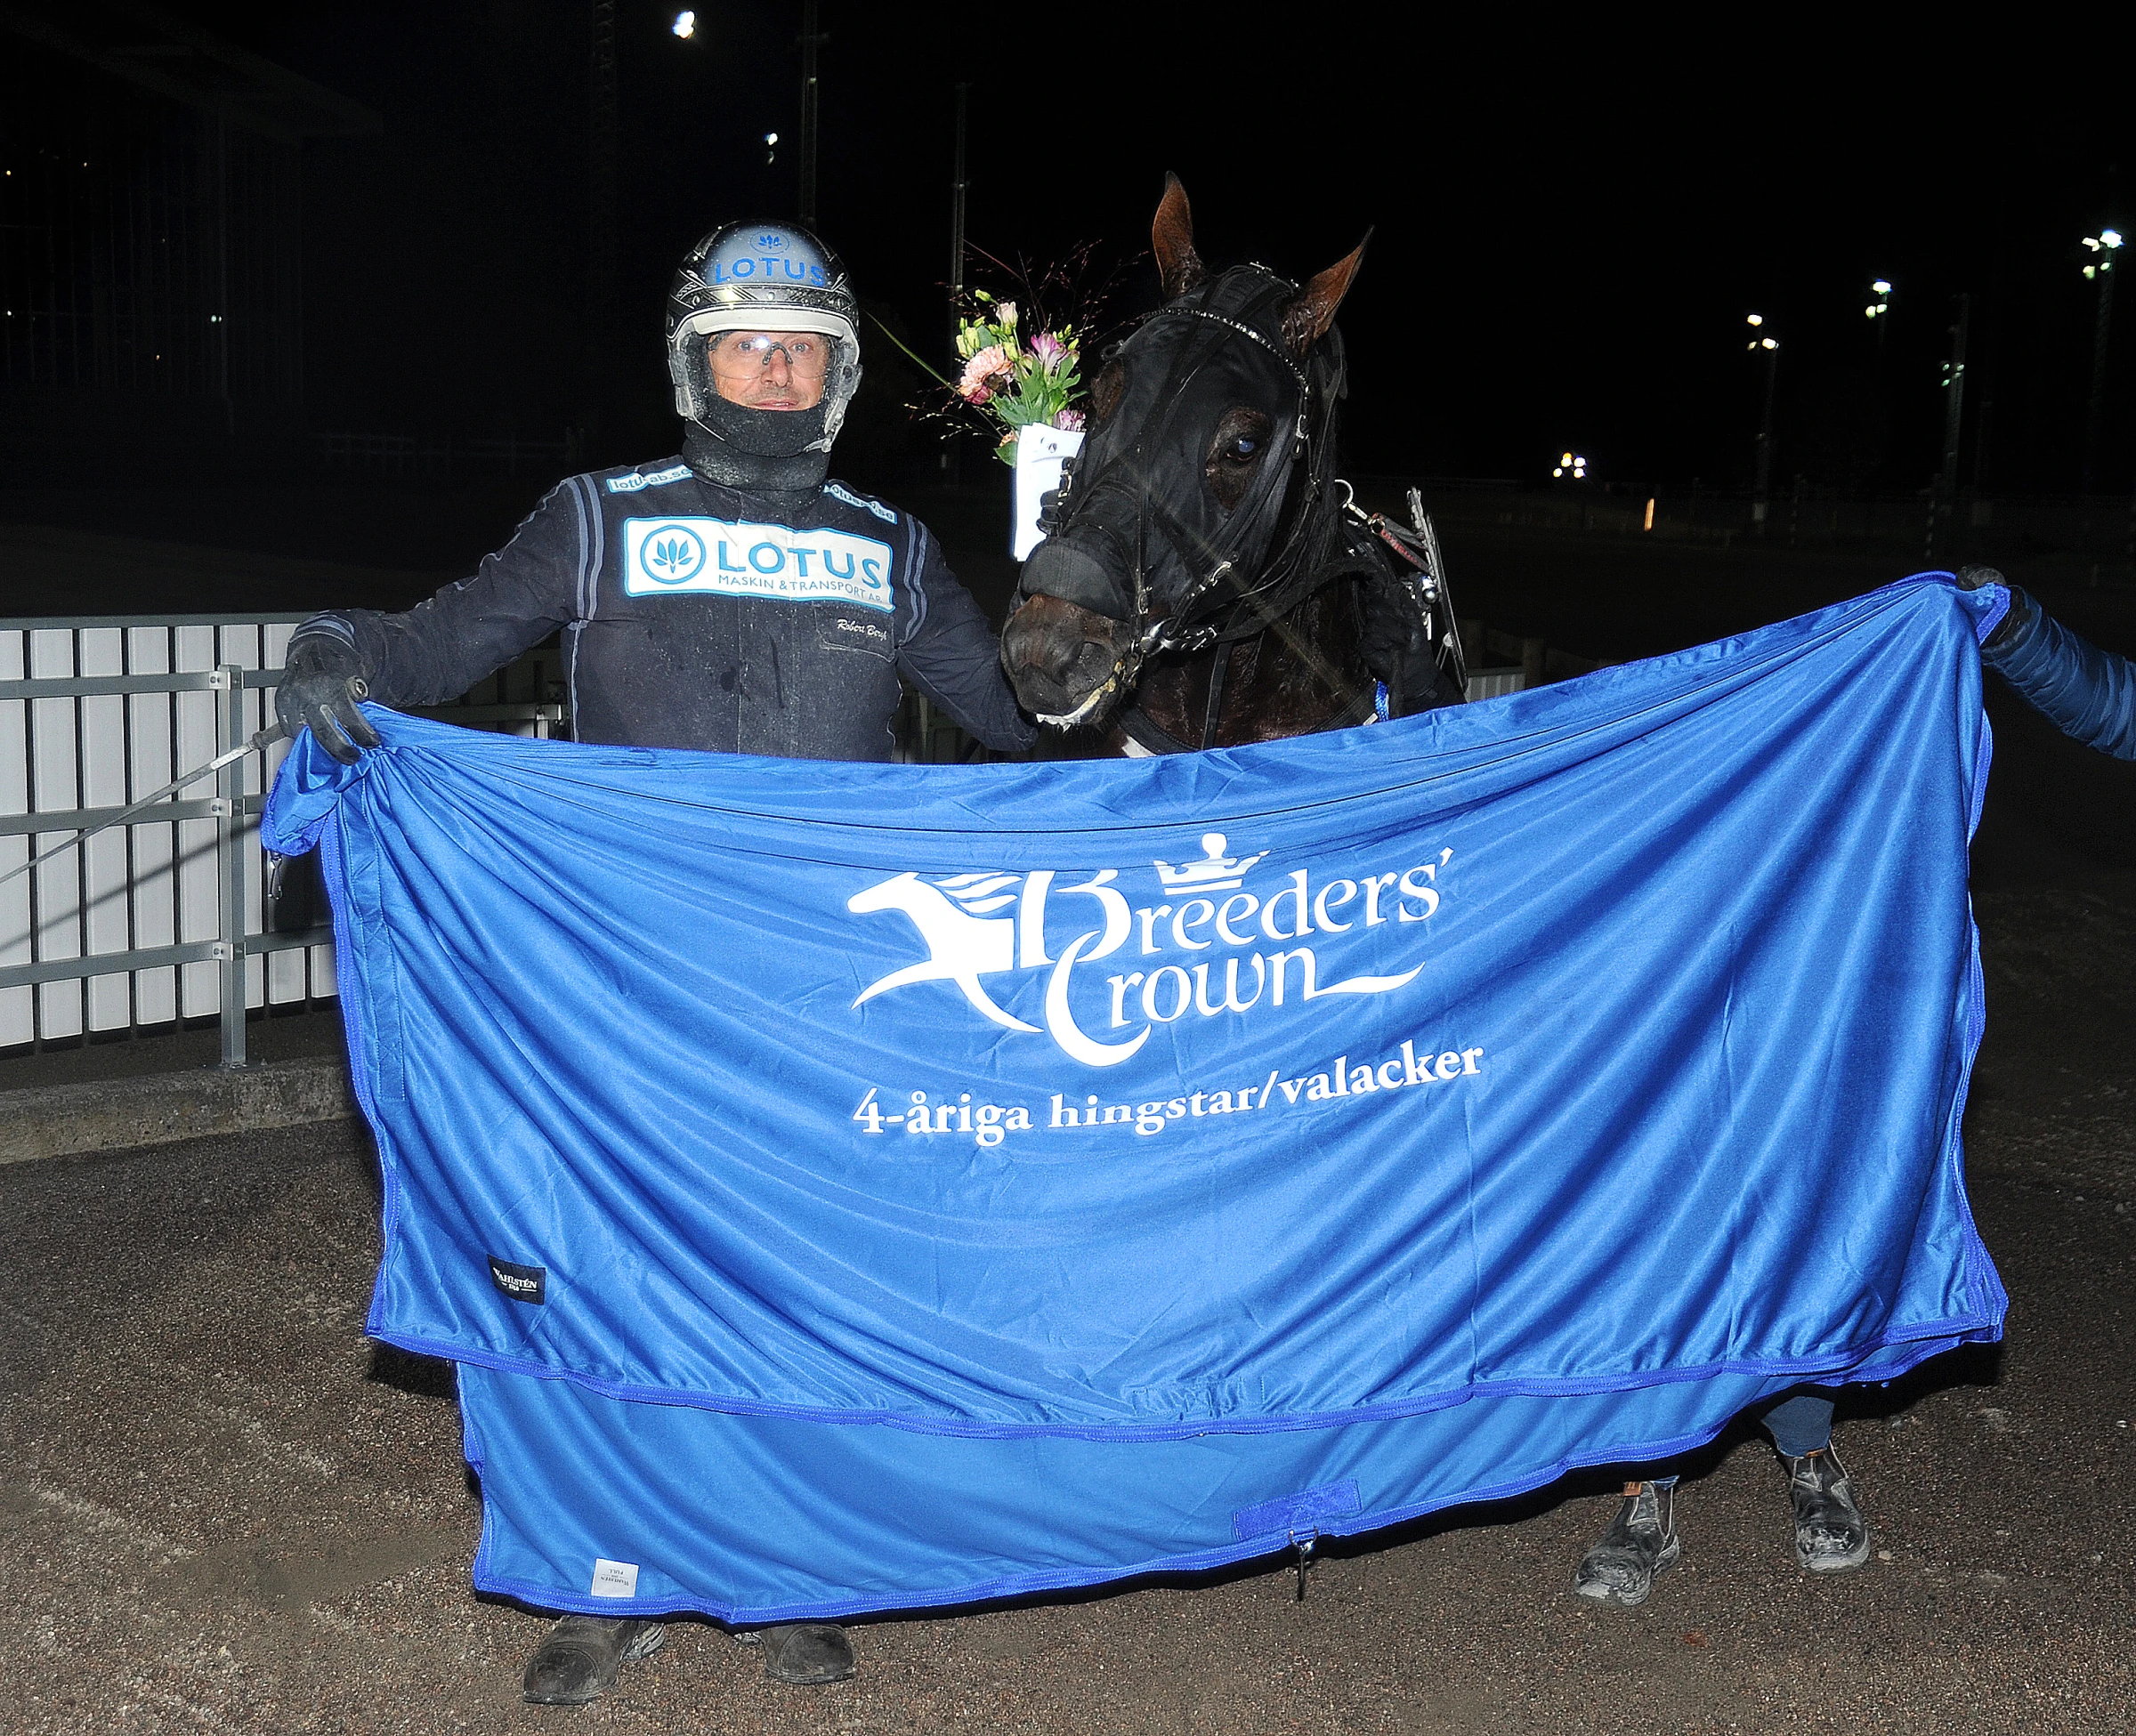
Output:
[277, 221, 1034, 1706]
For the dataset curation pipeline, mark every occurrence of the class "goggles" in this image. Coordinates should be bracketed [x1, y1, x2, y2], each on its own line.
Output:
[712, 331, 831, 377]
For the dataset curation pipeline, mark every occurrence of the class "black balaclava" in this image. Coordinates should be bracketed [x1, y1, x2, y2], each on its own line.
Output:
[683, 396, 831, 499]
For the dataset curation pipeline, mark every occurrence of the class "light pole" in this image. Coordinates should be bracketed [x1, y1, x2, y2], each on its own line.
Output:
[1865, 278, 1892, 373]
[583, 0, 620, 443]
[797, 0, 824, 223]
[945, 82, 969, 481]
[1747, 314, 1779, 529]
[1938, 293, 1971, 520]
[2083, 229, 2123, 492]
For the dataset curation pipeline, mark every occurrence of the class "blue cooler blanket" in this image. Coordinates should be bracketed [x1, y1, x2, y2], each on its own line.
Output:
[263, 575, 2010, 1622]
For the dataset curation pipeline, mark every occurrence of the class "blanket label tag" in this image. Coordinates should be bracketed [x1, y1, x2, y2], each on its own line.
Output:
[487, 1256, 546, 1304]
[590, 1558, 640, 1598]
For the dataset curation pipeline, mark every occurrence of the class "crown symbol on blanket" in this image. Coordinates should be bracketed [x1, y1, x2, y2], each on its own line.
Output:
[1152, 834, 1268, 893]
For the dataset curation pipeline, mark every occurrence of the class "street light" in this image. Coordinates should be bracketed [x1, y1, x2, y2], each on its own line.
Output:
[2083, 230, 2124, 490]
[1552, 450, 1588, 480]
[671, 10, 695, 38]
[1747, 314, 1780, 526]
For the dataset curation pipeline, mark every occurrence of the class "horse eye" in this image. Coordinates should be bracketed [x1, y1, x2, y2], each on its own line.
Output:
[1227, 436, 1260, 463]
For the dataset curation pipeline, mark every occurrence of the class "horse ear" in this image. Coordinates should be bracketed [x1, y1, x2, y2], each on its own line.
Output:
[1279, 230, 1371, 359]
[1153, 173, 1206, 300]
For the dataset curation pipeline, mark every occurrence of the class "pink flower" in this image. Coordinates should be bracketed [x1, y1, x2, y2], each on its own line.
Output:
[1052, 408, 1085, 432]
[957, 343, 1013, 405]
[1031, 331, 1068, 371]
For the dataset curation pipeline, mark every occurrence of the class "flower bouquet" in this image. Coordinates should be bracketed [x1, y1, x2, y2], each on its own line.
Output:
[952, 291, 1084, 464]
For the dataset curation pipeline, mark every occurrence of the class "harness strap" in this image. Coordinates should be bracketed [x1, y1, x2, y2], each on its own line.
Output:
[1118, 705, 1197, 756]
[1116, 677, 1381, 758]
[1143, 303, 1311, 400]
[1200, 640, 1236, 750]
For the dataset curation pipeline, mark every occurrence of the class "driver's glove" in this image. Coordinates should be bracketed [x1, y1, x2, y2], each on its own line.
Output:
[276, 634, 381, 764]
[1954, 565, 2034, 656]
[1360, 568, 1450, 715]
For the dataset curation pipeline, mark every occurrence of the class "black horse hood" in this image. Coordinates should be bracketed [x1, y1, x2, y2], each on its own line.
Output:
[1019, 266, 1345, 628]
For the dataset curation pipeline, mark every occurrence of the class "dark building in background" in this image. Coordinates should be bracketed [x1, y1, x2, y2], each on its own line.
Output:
[0, 5, 376, 478]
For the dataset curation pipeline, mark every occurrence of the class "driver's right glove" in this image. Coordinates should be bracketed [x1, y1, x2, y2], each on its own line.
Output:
[276, 634, 381, 764]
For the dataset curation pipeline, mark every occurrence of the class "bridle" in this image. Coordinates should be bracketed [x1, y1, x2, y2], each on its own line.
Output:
[1025, 270, 1373, 745]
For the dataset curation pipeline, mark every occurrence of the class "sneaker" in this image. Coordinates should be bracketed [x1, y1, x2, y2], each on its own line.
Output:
[1784, 1446, 1870, 1572]
[1573, 1482, 1680, 1607]
[521, 1614, 666, 1705]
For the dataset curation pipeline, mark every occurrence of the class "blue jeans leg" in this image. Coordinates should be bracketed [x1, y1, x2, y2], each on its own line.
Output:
[1763, 1393, 1835, 1457]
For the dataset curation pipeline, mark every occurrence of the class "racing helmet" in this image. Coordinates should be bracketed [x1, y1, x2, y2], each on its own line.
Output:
[665, 221, 862, 447]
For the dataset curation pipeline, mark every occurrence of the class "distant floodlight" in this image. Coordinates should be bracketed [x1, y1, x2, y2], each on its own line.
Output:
[765, 131, 780, 145]
[1872, 279, 1892, 295]
[2104, 229, 2125, 249]
[1865, 304, 1879, 318]
[1553, 467, 1564, 477]
[2085, 264, 2099, 279]
[672, 11, 695, 37]
[1560, 451, 1574, 464]
[1760, 337, 1778, 351]
[1746, 313, 1764, 327]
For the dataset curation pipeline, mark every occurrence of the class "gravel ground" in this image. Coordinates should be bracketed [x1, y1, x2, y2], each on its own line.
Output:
[4, 589, 2136, 1734]
[1, 1120, 2129, 1735]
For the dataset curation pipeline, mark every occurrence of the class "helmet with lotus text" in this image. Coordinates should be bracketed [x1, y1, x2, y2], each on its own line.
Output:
[665, 221, 862, 447]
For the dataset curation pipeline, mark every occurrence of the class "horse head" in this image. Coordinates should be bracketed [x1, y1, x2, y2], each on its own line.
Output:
[1000, 174, 1367, 728]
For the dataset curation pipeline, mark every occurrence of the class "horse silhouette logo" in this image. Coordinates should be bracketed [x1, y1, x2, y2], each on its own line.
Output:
[847, 871, 1037, 1032]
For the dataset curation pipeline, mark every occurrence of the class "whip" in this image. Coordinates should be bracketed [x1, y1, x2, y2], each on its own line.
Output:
[0, 722, 290, 893]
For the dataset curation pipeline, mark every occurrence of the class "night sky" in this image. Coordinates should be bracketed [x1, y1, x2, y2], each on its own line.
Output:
[156, 5, 2128, 495]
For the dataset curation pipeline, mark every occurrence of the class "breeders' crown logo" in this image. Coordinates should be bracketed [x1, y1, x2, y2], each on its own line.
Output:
[846, 838, 1453, 1069]
[1152, 833, 1267, 894]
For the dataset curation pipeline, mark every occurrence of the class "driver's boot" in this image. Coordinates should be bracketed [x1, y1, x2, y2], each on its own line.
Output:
[521, 1614, 666, 1705]
[1783, 1444, 1870, 1572]
[737, 1621, 856, 1685]
[1573, 1480, 1680, 1607]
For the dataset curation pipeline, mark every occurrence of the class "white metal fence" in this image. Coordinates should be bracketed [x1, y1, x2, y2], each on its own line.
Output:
[0, 616, 321, 1061]
[1, 616, 565, 1063]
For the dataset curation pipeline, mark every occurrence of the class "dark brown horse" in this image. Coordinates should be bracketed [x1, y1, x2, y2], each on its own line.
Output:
[999, 177, 1462, 753]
